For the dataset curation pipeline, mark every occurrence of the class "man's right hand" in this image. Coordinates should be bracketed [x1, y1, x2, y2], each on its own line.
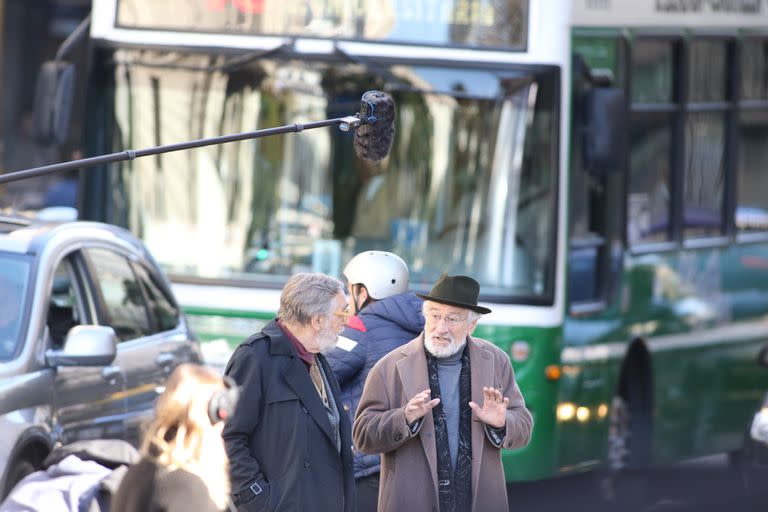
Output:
[404, 389, 440, 425]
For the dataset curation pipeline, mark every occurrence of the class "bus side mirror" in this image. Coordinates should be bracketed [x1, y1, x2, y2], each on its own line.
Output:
[32, 60, 76, 146]
[582, 87, 627, 175]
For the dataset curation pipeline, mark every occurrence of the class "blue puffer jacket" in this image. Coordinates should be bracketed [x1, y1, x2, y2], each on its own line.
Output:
[326, 292, 424, 478]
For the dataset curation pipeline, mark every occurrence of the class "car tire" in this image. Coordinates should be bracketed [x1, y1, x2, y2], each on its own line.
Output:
[732, 431, 768, 498]
[596, 395, 630, 502]
[596, 395, 650, 510]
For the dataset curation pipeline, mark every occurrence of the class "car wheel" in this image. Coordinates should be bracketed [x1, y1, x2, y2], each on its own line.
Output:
[598, 395, 630, 501]
[597, 394, 649, 509]
[732, 430, 768, 498]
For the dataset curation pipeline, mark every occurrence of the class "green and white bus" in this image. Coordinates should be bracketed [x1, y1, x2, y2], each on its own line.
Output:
[54, 0, 768, 483]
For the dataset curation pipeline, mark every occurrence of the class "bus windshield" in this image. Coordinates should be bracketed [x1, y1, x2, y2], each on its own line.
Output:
[104, 51, 558, 302]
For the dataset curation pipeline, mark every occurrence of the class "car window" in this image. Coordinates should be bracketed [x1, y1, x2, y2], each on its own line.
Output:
[0, 255, 31, 360]
[47, 259, 85, 348]
[85, 248, 151, 341]
[132, 262, 179, 332]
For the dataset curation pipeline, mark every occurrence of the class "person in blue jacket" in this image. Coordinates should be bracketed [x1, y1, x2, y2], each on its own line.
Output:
[326, 250, 424, 512]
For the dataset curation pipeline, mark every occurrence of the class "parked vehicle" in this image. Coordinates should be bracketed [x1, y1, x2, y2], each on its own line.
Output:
[742, 345, 768, 494]
[751, 347, 768, 444]
[0, 212, 202, 498]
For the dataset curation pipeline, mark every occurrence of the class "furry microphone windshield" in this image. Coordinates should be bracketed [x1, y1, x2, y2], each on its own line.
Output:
[353, 91, 395, 163]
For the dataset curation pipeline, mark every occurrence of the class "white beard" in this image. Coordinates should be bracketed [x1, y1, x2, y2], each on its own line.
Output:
[316, 325, 340, 354]
[424, 334, 466, 358]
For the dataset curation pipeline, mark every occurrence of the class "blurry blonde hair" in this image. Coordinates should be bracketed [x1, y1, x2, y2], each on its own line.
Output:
[142, 364, 230, 510]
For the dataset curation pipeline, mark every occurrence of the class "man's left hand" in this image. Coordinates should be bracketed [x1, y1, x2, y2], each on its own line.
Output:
[469, 386, 509, 429]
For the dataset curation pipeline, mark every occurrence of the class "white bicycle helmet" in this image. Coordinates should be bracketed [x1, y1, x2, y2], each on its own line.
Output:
[343, 251, 409, 300]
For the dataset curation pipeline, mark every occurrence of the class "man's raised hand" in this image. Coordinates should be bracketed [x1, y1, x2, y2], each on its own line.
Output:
[404, 389, 440, 425]
[469, 386, 509, 429]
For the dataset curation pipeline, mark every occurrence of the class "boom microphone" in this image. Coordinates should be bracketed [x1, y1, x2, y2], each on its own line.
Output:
[353, 91, 395, 163]
[0, 90, 396, 185]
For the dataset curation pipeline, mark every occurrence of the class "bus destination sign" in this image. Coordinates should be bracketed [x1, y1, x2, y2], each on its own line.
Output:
[116, 0, 528, 50]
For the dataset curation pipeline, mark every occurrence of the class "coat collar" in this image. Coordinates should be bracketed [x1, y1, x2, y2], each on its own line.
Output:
[262, 319, 295, 357]
[396, 335, 496, 505]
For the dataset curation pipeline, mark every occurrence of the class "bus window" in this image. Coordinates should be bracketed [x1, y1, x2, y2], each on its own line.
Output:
[682, 110, 726, 239]
[682, 39, 729, 240]
[628, 112, 673, 245]
[0, 1, 89, 213]
[630, 40, 674, 104]
[688, 40, 728, 102]
[627, 39, 675, 246]
[741, 39, 768, 101]
[737, 39, 768, 234]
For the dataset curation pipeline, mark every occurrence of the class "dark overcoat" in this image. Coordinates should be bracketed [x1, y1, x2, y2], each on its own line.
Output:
[222, 320, 356, 512]
[353, 335, 533, 512]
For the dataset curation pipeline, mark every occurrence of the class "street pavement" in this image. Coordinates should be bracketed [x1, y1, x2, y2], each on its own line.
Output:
[507, 454, 765, 511]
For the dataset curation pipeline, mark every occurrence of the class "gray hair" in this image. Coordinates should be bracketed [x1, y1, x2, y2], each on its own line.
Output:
[278, 273, 345, 325]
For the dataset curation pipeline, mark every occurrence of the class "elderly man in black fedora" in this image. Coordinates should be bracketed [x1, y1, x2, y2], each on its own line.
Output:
[353, 274, 533, 512]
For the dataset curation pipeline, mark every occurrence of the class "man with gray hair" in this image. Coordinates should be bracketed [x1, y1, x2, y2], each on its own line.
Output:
[223, 273, 356, 512]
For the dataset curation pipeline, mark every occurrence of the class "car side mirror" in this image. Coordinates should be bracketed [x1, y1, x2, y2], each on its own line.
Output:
[46, 325, 117, 367]
[32, 60, 76, 146]
[582, 86, 627, 175]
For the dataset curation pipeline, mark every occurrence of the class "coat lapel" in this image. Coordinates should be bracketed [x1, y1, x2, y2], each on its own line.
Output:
[395, 337, 438, 501]
[468, 337, 495, 509]
[282, 349, 337, 446]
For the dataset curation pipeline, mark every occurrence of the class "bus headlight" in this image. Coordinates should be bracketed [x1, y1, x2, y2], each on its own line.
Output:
[576, 406, 591, 423]
[557, 403, 576, 422]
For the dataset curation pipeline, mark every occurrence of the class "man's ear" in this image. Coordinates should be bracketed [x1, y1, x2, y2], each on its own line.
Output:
[311, 314, 323, 330]
[359, 285, 370, 303]
[467, 319, 479, 336]
[350, 284, 370, 313]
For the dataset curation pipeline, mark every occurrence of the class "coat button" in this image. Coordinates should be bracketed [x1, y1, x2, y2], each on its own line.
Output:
[343, 404, 350, 412]
[302, 407, 309, 414]
[394, 433, 402, 442]
[304, 461, 310, 468]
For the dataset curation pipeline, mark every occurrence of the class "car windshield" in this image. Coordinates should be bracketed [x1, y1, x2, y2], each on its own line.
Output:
[0, 254, 31, 361]
[104, 51, 559, 303]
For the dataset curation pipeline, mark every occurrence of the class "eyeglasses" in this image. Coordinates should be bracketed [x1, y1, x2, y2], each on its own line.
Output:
[425, 311, 468, 327]
[333, 307, 353, 320]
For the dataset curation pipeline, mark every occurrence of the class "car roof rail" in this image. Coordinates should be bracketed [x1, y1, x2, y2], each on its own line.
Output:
[0, 211, 34, 233]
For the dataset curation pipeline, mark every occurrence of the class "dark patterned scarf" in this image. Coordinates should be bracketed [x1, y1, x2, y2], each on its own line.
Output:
[426, 343, 472, 512]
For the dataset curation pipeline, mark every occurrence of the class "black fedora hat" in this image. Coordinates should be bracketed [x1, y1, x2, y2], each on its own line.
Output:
[416, 274, 491, 314]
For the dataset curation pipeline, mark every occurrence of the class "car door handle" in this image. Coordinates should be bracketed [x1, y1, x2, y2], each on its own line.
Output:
[102, 366, 123, 383]
[155, 353, 176, 370]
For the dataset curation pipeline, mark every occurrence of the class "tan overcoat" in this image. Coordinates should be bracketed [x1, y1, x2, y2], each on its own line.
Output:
[353, 335, 533, 512]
